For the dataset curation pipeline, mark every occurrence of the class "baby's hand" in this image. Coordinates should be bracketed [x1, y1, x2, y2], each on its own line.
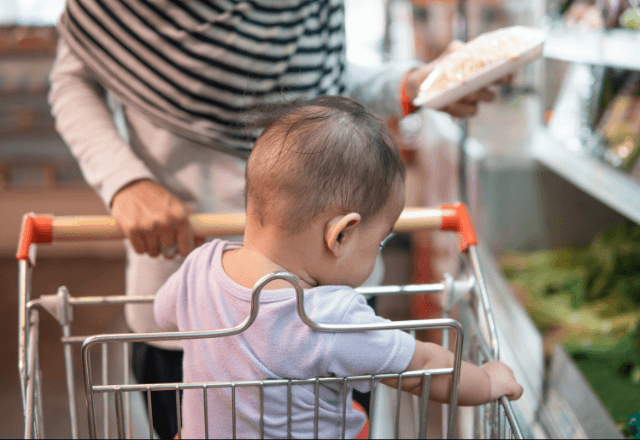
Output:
[481, 361, 524, 402]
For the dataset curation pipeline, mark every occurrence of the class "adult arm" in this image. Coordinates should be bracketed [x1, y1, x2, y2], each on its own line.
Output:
[48, 38, 195, 257]
[48, 38, 155, 208]
[345, 60, 422, 119]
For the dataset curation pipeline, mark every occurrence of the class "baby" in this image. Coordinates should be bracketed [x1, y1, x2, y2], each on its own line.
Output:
[154, 96, 523, 439]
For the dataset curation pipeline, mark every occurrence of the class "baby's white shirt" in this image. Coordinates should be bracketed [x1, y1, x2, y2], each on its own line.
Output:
[154, 239, 416, 439]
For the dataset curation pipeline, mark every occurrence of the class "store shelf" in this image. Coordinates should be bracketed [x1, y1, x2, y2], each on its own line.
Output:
[543, 28, 640, 71]
[532, 128, 640, 224]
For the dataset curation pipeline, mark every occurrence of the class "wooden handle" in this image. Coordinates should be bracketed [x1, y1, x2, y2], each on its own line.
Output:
[19, 205, 477, 260]
[393, 208, 443, 233]
[51, 213, 247, 241]
[50, 208, 443, 241]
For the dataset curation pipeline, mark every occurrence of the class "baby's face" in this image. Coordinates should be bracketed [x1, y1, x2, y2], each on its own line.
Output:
[330, 183, 406, 288]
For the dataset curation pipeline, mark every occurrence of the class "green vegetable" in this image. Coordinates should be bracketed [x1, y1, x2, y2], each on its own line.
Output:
[500, 221, 640, 438]
[571, 326, 640, 438]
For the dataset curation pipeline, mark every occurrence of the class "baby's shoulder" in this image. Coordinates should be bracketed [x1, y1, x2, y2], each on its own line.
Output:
[178, 239, 229, 284]
[184, 239, 228, 266]
[306, 285, 372, 323]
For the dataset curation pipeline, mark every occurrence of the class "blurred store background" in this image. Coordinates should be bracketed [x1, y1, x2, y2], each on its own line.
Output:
[3, 0, 640, 438]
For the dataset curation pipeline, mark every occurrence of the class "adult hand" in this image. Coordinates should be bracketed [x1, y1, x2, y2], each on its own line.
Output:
[111, 179, 196, 258]
[404, 40, 512, 118]
[564, 1, 605, 29]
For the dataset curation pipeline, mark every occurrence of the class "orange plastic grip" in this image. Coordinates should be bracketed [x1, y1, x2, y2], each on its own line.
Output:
[440, 203, 477, 252]
[16, 215, 53, 261]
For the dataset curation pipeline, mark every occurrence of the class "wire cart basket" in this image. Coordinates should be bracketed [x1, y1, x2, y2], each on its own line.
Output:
[17, 203, 524, 439]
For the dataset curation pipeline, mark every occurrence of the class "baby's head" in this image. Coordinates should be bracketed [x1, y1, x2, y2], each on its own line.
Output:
[245, 96, 406, 287]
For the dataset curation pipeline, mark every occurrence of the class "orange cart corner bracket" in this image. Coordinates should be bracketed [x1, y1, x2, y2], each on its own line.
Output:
[440, 203, 478, 252]
[16, 214, 53, 261]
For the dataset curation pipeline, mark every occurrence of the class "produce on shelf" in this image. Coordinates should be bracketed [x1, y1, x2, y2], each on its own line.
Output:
[502, 222, 640, 343]
[571, 326, 640, 439]
[621, 7, 640, 30]
[596, 73, 640, 171]
[501, 221, 640, 437]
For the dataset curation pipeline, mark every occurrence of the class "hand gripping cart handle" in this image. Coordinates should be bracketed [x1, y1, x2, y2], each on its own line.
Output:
[17, 203, 523, 439]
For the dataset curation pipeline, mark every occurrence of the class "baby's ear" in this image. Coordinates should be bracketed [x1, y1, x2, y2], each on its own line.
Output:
[325, 213, 361, 257]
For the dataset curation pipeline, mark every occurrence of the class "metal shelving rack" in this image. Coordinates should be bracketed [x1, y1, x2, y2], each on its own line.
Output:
[532, 128, 640, 225]
[543, 27, 640, 71]
[527, 22, 640, 440]
[534, 27, 640, 224]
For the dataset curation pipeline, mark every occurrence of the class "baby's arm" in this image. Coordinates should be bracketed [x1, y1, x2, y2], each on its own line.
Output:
[380, 340, 523, 406]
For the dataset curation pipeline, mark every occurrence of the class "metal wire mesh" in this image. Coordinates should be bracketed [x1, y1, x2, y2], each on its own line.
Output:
[87, 370, 451, 440]
[20, 250, 524, 439]
[78, 271, 464, 439]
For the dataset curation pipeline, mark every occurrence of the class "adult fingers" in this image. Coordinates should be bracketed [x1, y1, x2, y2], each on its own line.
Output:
[168, 198, 194, 257]
[159, 224, 177, 258]
[112, 180, 175, 257]
[176, 217, 195, 257]
[440, 86, 498, 118]
[128, 230, 147, 255]
[116, 214, 154, 255]
[111, 180, 197, 258]
[465, 88, 496, 103]
[442, 39, 465, 57]
[495, 73, 514, 85]
[145, 226, 161, 257]
[443, 101, 478, 118]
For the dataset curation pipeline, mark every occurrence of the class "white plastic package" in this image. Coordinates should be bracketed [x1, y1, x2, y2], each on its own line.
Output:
[413, 26, 546, 110]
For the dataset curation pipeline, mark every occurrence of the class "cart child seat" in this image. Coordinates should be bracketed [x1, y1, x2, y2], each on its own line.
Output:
[17, 204, 523, 439]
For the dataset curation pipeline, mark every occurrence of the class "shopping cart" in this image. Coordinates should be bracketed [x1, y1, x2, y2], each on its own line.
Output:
[17, 203, 523, 439]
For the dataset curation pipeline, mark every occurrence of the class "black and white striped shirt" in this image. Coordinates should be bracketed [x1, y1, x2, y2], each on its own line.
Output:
[58, 0, 347, 156]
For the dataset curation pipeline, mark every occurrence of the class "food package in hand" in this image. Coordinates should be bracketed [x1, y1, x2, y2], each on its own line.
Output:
[413, 26, 546, 110]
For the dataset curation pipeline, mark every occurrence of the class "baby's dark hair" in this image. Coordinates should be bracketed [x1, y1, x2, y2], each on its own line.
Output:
[245, 96, 406, 234]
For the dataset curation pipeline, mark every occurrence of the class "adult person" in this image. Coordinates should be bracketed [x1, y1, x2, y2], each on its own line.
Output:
[48, 1, 495, 437]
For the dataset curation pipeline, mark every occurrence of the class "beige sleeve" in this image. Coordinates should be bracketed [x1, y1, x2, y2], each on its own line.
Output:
[48, 37, 156, 209]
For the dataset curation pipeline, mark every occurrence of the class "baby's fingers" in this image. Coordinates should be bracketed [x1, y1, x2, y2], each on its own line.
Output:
[506, 382, 524, 401]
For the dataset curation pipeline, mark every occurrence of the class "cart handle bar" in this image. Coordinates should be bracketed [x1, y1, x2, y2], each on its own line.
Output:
[16, 203, 477, 260]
